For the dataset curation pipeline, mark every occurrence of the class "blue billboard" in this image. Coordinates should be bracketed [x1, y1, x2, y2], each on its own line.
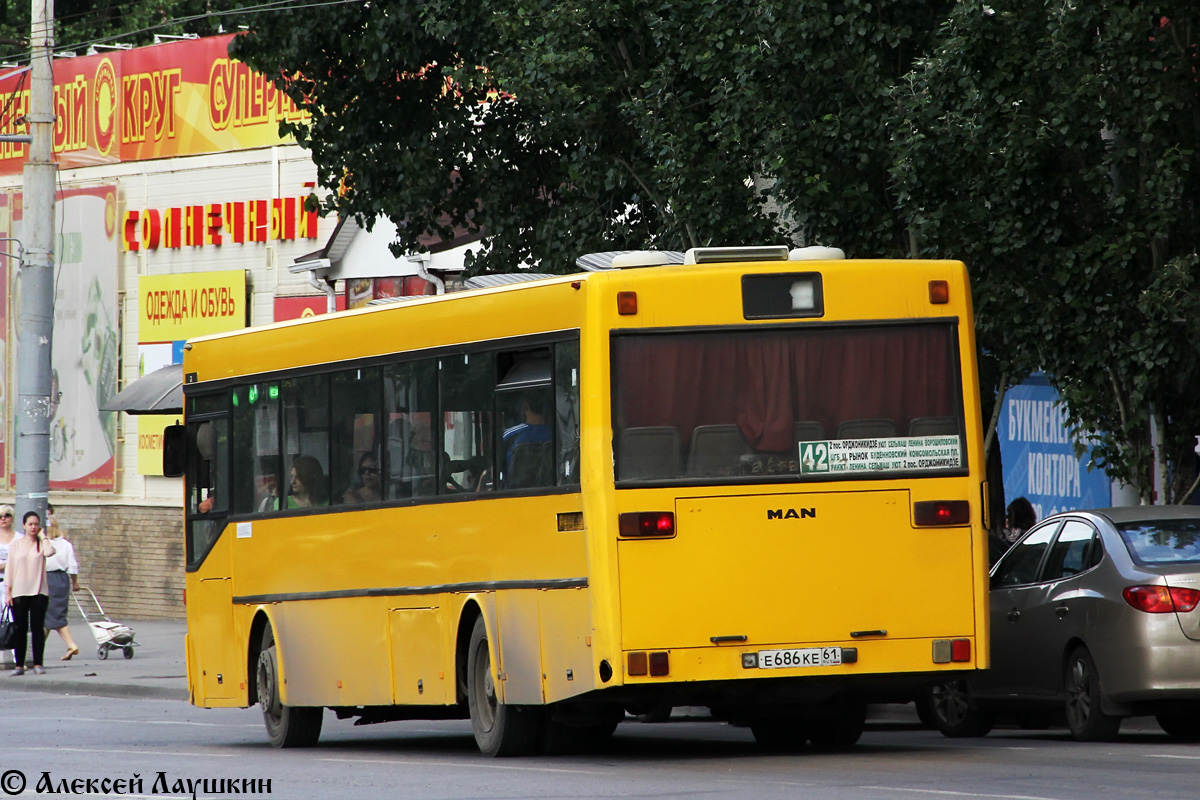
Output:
[997, 374, 1111, 521]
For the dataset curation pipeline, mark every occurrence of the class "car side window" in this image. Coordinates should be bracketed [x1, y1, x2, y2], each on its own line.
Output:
[991, 522, 1060, 589]
[1041, 520, 1100, 581]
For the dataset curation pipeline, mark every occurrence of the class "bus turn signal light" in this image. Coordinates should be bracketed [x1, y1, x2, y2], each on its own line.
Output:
[1123, 585, 1200, 613]
[617, 291, 638, 315]
[628, 651, 648, 676]
[913, 500, 970, 526]
[619, 511, 675, 537]
[929, 280, 949, 304]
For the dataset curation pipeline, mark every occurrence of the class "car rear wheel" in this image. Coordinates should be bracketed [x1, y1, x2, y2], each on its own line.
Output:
[1064, 646, 1120, 742]
[1156, 713, 1200, 741]
[928, 680, 995, 738]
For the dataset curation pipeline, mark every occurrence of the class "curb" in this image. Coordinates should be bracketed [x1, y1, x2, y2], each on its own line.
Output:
[0, 679, 188, 701]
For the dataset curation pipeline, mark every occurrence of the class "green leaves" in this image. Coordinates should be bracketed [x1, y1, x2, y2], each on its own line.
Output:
[233, 0, 1198, 499]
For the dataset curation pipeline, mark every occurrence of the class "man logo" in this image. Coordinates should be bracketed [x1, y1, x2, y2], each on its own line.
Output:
[767, 508, 816, 520]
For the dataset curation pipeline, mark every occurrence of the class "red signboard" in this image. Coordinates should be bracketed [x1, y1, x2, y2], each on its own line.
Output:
[0, 34, 305, 175]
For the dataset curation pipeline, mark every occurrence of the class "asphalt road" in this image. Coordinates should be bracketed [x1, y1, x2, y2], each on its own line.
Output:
[2, 693, 1196, 800]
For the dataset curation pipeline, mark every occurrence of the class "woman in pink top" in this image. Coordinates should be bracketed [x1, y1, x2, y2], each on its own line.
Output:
[4, 511, 55, 676]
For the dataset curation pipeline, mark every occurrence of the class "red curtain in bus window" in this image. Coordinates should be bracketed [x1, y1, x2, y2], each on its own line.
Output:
[614, 325, 956, 452]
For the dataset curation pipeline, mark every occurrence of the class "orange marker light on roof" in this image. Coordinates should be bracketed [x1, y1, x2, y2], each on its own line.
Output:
[929, 280, 949, 304]
[617, 291, 638, 315]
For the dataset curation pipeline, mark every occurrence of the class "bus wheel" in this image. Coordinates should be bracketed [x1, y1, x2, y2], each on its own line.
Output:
[467, 616, 540, 757]
[256, 627, 323, 748]
[750, 719, 810, 752]
[808, 702, 867, 750]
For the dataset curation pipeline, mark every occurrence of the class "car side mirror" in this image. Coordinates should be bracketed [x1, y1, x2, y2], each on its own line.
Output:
[162, 424, 187, 477]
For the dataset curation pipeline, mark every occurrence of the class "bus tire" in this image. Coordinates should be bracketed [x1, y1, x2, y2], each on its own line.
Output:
[467, 616, 541, 757]
[750, 719, 809, 752]
[808, 701, 867, 750]
[257, 627, 323, 748]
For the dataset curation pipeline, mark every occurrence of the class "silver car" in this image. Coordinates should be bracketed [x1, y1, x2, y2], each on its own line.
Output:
[928, 506, 1200, 742]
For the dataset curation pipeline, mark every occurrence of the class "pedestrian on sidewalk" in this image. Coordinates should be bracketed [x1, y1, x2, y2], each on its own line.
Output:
[4, 511, 55, 676]
[0, 505, 22, 668]
[43, 505, 81, 660]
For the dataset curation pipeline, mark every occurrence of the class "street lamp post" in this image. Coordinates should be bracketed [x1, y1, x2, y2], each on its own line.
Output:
[14, 0, 55, 523]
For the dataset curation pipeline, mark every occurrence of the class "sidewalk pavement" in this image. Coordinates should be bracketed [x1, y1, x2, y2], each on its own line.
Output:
[0, 617, 188, 701]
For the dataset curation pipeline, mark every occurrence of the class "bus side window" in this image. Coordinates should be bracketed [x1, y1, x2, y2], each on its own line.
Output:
[440, 352, 495, 494]
[281, 374, 331, 508]
[384, 359, 439, 500]
[232, 383, 280, 514]
[555, 340, 580, 486]
[331, 367, 382, 506]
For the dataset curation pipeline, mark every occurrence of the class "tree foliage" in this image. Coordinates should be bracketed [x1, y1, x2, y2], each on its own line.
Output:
[0, 0, 237, 63]
[230, 0, 1200, 501]
[894, 2, 1200, 501]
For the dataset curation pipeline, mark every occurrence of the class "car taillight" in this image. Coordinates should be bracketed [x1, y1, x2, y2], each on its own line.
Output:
[913, 500, 970, 526]
[618, 511, 675, 538]
[1122, 585, 1200, 613]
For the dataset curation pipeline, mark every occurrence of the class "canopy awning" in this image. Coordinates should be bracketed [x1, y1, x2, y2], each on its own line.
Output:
[102, 364, 183, 415]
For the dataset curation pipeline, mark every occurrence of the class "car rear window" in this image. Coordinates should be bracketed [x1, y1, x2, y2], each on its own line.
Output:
[1115, 519, 1200, 566]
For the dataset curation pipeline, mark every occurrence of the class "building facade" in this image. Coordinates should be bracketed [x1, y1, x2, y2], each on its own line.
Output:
[0, 35, 389, 619]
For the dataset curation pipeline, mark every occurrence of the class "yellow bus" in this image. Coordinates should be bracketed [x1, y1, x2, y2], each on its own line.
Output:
[165, 245, 990, 756]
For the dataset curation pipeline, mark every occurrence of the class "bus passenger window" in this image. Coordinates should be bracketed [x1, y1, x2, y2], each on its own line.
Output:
[332, 367, 382, 506]
[232, 382, 280, 514]
[282, 375, 331, 509]
[440, 352, 494, 493]
[384, 360, 439, 500]
[495, 349, 554, 490]
[555, 340, 580, 486]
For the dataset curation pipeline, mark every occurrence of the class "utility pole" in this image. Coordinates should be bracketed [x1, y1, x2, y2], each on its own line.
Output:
[15, 0, 55, 523]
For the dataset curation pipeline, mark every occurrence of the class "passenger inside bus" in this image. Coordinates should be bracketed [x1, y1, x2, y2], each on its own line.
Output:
[343, 453, 382, 504]
[287, 455, 328, 508]
[501, 393, 553, 489]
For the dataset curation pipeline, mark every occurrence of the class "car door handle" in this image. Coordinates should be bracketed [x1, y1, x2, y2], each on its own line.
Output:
[1007, 609, 1020, 622]
[1055, 605, 1070, 618]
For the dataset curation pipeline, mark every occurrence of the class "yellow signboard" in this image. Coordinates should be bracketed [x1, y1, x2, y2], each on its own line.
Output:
[137, 269, 245, 475]
[138, 269, 246, 344]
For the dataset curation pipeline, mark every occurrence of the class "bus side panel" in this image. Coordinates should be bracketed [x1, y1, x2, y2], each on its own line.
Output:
[495, 590, 543, 704]
[273, 597, 393, 707]
[538, 586, 596, 703]
[186, 531, 242, 708]
[389, 605, 452, 704]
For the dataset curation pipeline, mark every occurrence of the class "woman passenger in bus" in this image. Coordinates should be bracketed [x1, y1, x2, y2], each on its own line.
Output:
[343, 453, 382, 505]
[288, 455, 328, 508]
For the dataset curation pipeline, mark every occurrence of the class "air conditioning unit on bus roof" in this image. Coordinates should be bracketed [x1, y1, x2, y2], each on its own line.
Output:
[576, 246, 845, 271]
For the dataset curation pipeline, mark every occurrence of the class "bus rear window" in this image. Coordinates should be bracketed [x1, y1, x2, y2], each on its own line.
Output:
[612, 323, 964, 483]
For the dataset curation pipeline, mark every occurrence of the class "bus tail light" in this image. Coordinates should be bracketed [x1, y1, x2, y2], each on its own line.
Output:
[619, 511, 675, 537]
[627, 651, 670, 677]
[933, 639, 972, 663]
[929, 280, 949, 304]
[913, 500, 969, 526]
[1123, 585, 1200, 613]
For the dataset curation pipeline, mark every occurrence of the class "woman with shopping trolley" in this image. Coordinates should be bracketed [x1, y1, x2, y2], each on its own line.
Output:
[44, 505, 81, 660]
